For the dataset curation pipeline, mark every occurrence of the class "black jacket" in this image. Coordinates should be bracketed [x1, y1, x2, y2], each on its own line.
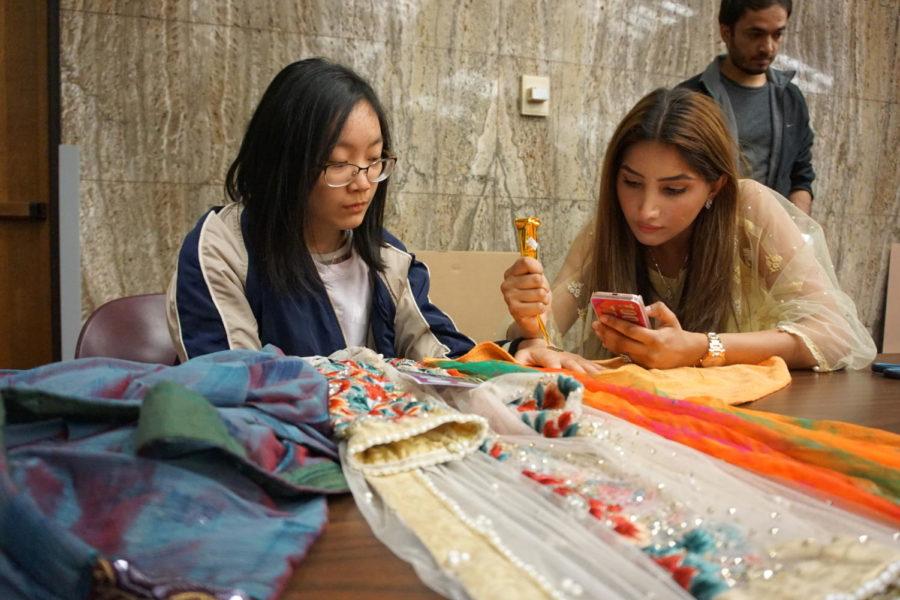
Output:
[679, 56, 815, 198]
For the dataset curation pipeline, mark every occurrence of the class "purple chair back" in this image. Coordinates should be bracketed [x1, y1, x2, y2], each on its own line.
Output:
[75, 293, 178, 365]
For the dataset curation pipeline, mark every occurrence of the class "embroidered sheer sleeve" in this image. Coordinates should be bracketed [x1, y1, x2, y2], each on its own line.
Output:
[733, 179, 876, 370]
[545, 222, 595, 346]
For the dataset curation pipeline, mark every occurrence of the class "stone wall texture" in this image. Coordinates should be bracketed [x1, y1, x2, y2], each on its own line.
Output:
[61, 0, 900, 346]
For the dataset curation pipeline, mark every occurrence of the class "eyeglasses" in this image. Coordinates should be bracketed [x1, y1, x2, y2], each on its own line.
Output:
[322, 157, 397, 188]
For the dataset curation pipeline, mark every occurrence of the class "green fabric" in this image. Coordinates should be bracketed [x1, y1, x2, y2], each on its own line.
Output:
[279, 461, 347, 491]
[136, 381, 247, 459]
[433, 359, 536, 380]
[0, 388, 138, 421]
[136, 381, 349, 494]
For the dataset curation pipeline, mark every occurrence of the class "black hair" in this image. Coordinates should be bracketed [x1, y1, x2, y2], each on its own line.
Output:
[719, 0, 792, 27]
[225, 57, 391, 294]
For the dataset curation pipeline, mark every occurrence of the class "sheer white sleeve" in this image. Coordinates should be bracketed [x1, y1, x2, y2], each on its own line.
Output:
[544, 222, 604, 355]
[731, 180, 877, 370]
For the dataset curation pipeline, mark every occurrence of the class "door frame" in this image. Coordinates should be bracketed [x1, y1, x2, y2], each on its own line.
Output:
[48, 0, 61, 361]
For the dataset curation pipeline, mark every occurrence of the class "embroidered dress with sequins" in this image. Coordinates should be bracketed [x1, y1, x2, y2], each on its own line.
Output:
[322, 350, 900, 599]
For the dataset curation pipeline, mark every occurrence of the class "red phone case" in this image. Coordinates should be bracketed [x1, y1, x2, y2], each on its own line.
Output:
[590, 293, 650, 328]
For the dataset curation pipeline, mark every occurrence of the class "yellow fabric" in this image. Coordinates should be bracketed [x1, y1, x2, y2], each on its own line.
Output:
[589, 356, 791, 405]
[452, 342, 791, 405]
[368, 471, 551, 600]
[444, 341, 516, 363]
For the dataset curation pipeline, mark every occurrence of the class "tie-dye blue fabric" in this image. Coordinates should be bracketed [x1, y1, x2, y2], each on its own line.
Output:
[0, 346, 345, 599]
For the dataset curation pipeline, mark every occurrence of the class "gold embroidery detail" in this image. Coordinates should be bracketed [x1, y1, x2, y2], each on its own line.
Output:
[766, 253, 784, 273]
[786, 280, 803, 293]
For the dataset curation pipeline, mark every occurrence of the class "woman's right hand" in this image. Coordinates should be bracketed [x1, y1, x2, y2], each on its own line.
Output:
[501, 257, 551, 338]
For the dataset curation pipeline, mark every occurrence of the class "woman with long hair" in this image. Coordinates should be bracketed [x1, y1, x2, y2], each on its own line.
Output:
[502, 87, 875, 370]
[167, 58, 476, 361]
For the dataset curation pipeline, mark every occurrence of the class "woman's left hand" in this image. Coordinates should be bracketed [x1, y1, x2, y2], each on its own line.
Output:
[514, 338, 604, 374]
[591, 301, 707, 369]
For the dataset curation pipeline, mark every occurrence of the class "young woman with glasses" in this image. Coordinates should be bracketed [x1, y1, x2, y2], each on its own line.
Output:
[502, 87, 875, 371]
[166, 58, 476, 361]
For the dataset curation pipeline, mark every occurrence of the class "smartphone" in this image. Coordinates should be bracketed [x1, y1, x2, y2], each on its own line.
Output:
[590, 292, 650, 328]
[871, 361, 900, 373]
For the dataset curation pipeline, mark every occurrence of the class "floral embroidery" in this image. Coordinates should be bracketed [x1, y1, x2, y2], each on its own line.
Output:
[315, 359, 431, 437]
[388, 358, 465, 379]
[645, 529, 733, 599]
[316, 354, 489, 474]
[765, 253, 784, 273]
[480, 439, 510, 461]
[481, 437, 755, 599]
[567, 281, 584, 298]
[506, 376, 581, 437]
[522, 470, 650, 542]
[518, 467, 651, 544]
[652, 553, 698, 590]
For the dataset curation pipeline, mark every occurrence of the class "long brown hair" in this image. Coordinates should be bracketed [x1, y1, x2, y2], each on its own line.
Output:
[586, 87, 739, 333]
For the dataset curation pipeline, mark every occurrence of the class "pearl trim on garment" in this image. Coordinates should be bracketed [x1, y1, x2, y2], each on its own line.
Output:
[346, 412, 489, 476]
[823, 559, 900, 600]
[415, 469, 574, 600]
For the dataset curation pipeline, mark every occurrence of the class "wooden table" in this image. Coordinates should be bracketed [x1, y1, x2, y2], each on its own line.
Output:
[751, 353, 900, 433]
[283, 355, 900, 599]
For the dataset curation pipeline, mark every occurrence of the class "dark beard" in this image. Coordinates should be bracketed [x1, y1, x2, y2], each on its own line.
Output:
[725, 33, 771, 76]
[734, 57, 769, 76]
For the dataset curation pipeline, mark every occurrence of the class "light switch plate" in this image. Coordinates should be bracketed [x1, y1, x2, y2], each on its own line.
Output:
[520, 75, 550, 117]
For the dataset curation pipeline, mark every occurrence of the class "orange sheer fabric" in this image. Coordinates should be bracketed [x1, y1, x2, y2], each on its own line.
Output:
[442, 342, 900, 525]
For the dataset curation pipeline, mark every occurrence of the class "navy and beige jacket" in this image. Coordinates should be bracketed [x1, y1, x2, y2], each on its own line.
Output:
[167, 203, 475, 362]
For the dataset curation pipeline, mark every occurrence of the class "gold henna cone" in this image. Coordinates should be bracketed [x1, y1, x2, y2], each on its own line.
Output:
[513, 217, 551, 344]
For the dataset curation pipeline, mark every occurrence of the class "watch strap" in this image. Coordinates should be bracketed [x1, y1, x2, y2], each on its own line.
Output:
[699, 332, 726, 367]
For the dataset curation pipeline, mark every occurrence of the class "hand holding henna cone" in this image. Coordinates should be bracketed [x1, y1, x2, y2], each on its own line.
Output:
[513, 217, 551, 344]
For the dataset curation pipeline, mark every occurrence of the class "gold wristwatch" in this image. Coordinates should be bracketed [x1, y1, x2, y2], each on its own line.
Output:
[699, 332, 726, 367]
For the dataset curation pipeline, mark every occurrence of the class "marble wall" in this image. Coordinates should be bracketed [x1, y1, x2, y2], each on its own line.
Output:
[60, 0, 899, 346]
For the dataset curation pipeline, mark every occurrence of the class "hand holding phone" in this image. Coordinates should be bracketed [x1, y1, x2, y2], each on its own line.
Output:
[590, 292, 650, 328]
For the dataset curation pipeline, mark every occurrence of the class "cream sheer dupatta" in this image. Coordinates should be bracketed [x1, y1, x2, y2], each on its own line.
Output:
[321, 350, 897, 599]
[322, 348, 690, 600]
[546, 179, 876, 370]
[446, 372, 899, 599]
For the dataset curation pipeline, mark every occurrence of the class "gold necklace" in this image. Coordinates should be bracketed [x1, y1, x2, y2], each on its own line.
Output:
[648, 250, 688, 304]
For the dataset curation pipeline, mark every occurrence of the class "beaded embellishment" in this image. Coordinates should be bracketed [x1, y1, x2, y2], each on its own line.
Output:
[567, 281, 584, 299]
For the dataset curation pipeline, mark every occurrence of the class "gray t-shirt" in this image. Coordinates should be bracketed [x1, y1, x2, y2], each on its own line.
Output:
[721, 76, 772, 183]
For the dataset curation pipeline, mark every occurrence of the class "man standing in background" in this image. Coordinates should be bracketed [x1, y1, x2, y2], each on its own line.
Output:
[680, 0, 815, 215]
